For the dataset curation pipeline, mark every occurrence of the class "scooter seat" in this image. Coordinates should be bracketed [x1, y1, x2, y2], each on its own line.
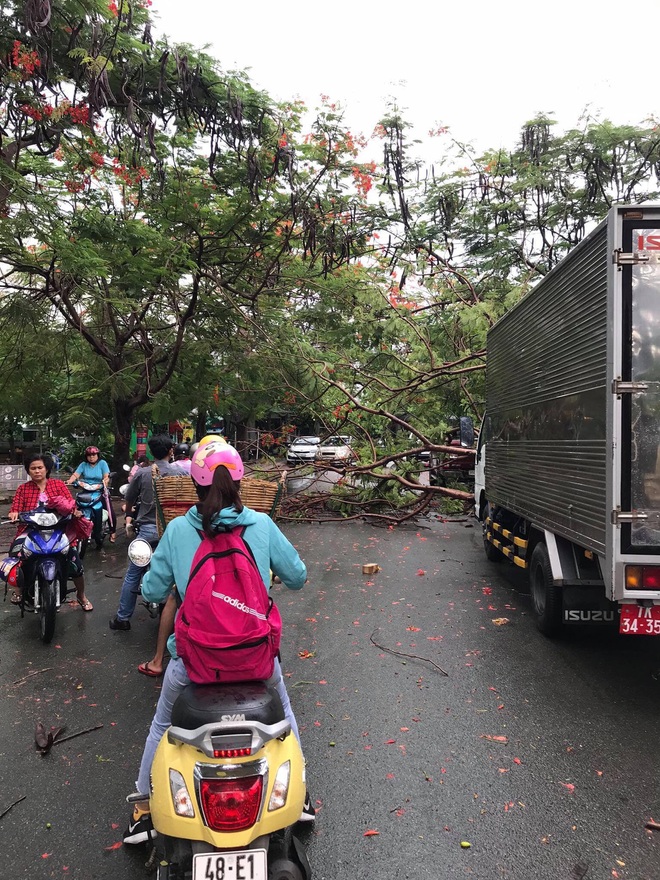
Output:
[171, 681, 285, 730]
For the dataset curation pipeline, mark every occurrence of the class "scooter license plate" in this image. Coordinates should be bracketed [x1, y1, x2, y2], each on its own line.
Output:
[619, 604, 660, 635]
[192, 849, 267, 880]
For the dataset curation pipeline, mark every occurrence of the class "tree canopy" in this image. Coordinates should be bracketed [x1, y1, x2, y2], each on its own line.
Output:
[2, 1, 660, 519]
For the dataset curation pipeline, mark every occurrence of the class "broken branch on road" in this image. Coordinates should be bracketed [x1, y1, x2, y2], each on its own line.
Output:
[0, 795, 26, 822]
[35, 722, 104, 755]
[370, 628, 448, 676]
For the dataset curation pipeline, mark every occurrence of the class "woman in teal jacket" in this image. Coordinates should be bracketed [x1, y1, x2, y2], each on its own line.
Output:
[123, 439, 314, 846]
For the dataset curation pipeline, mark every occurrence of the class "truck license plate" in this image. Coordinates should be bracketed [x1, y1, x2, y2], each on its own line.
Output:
[192, 849, 267, 880]
[619, 604, 660, 635]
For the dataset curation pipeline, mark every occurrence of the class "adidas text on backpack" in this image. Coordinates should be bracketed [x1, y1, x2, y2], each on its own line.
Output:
[174, 526, 282, 684]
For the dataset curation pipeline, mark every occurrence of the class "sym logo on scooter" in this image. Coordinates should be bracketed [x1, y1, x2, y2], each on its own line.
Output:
[221, 713, 247, 722]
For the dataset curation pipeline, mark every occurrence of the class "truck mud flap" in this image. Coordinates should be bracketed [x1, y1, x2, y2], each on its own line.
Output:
[485, 515, 528, 568]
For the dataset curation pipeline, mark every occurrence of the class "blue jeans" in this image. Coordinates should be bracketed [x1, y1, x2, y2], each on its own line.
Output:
[136, 656, 301, 795]
[116, 524, 159, 621]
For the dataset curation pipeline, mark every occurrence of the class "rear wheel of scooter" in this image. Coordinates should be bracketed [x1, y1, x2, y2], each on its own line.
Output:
[39, 574, 58, 644]
[268, 860, 304, 880]
[268, 828, 309, 880]
[529, 542, 562, 637]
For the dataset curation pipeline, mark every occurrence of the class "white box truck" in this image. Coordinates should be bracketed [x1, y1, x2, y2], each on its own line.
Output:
[474, 204, 660, 636]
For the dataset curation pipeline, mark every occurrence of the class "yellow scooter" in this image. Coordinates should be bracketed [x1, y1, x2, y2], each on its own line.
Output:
[142, 678, 312, 880]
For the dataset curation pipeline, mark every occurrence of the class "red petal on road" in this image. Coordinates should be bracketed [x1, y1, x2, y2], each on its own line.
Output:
[416, 569, 426, 576]
[41, 853, 52, 859]
[481, 734, 508, 743]
[513, 757, 522, 765]
[104, 841, 123, 851]
[364, 830, 380, 837]
[560, 782, 575, 793]
[385, 739, 396, 744]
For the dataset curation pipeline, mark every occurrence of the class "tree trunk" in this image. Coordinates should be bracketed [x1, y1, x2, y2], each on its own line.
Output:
[112, 398, 135, 483]
[195, 409, 206, 441]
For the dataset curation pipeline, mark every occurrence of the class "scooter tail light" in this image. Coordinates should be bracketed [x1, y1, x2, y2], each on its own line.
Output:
[199, 776, 263, 831]
[268, 760, 291, 812]
[213, 747, 252, 758]
[168, 769, 195, 818]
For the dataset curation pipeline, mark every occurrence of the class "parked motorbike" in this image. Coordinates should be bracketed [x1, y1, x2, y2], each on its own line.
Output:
[0, 505, 75, 643]
[129, 542, 311, 880]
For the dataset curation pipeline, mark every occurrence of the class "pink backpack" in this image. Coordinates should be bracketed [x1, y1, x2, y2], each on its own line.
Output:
[174, 526, 282, 684]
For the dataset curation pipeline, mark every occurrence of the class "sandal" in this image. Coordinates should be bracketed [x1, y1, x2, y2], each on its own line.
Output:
[109, 533, 116, 544]
[138, 661, 163, 678]
[77, 597, 94, 612]
[10, 591, 22, 606]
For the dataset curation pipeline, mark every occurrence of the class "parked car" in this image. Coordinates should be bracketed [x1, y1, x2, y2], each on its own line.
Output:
[286, 436, 321, 464]
[316, 435, 356, 465]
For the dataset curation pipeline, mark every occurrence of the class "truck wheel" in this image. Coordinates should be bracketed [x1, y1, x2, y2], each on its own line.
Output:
[482, 502, 503, 562]
[529, 542, 562, 637]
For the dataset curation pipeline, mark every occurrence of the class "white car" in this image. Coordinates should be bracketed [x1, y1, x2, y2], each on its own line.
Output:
[316, 435, 356, 464]
[286, 436, 321, 464]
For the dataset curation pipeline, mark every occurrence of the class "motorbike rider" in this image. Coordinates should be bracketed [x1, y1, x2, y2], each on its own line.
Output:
[137, 439, 215, 677]
[66, 446, 116, 547]
[123, 437, 315, 845]
[109, 435, 185, 631]
[124, 455, 150, 530]
[8, 453, 93, 611]
[129, 454, 150, 483]
[172, 442, 191, 473]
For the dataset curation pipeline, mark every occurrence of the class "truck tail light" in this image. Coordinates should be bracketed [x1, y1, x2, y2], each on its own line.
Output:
[199, 776, 263, 831]
[625, 565, 660, 590]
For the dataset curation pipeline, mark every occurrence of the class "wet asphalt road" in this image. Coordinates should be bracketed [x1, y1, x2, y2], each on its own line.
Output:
[1, 514, 660, 880]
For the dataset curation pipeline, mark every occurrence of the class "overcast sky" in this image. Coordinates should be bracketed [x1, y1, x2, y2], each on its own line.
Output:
[150, 0, 660, 156]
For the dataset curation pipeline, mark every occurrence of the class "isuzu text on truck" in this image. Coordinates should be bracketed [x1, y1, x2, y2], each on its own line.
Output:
[474, 204, 660, 636]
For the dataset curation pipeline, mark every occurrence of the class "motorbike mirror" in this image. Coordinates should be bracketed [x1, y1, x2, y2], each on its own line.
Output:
[127, 538, 153, 568]
[119, 484, 128, 497]
[123, 463, 131, 472]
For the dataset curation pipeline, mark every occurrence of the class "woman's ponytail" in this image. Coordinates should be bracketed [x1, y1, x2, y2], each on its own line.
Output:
[195, 465, 243, 537]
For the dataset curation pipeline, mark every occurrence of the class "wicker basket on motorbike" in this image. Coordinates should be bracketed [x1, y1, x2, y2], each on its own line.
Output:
[153, 467, 286, 536]
[152, 468, 198, 538]
[240, 476, 285, 518]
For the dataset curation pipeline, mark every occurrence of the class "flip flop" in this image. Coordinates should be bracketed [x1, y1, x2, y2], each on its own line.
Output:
[109, 534, 116, 544]
[77, 597, 94, 612]
[138, 661, 163, 678]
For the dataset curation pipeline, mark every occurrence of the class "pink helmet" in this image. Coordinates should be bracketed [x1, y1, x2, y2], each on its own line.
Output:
[191, 438, 244, 485]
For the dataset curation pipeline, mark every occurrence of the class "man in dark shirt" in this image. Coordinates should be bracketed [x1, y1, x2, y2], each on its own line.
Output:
[109, 435, 184, 631]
